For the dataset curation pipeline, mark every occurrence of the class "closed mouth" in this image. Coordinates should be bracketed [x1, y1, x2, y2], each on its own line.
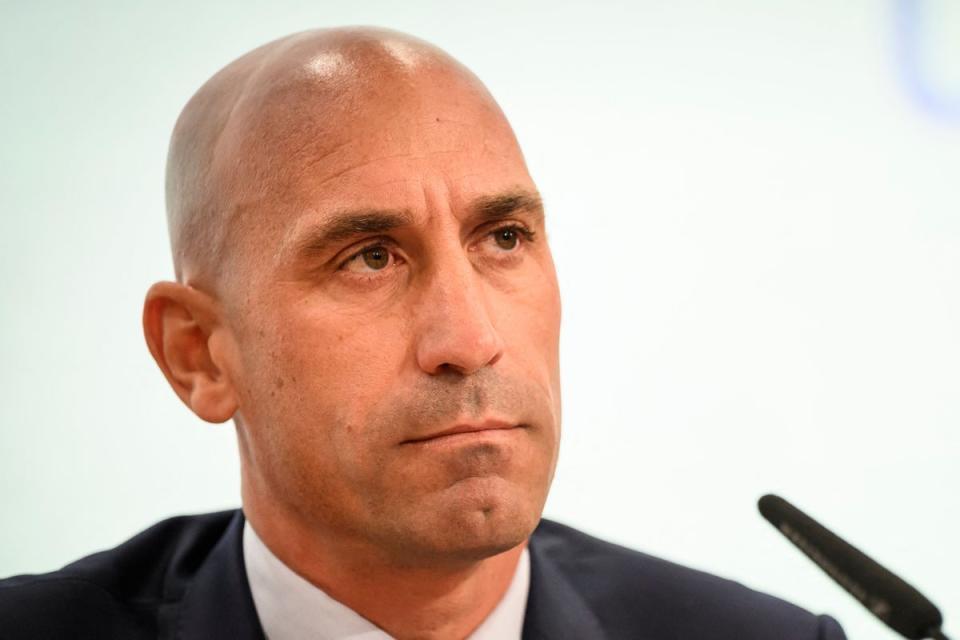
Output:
[401, 421, 521, 445]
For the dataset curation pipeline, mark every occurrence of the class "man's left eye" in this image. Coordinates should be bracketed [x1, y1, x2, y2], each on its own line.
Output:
[342, 245, 394, 273]
[493, 227, 519, 250]
[488, 225, 534, 251]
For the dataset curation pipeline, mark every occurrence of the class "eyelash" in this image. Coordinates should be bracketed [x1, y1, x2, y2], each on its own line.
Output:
[337, 223, 537, 275]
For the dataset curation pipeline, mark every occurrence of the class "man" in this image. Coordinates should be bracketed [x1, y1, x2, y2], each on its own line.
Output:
[0, 28, 845, 639]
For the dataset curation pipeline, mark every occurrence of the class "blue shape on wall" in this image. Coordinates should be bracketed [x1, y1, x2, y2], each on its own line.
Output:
[894, 0, 960, 122]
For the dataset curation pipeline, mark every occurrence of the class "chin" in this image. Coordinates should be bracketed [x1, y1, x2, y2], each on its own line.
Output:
[404, 478, 545, 564]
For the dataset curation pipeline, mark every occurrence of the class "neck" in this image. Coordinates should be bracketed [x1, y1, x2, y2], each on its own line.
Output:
[242, 494, 526, 640]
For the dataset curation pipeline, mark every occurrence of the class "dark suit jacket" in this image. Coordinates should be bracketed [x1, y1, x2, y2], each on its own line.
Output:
[0, 510, 845, 639]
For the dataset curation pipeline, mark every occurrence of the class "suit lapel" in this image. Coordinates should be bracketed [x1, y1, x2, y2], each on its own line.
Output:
[522, 531, 608, 640]
[176, 511, 265, 640]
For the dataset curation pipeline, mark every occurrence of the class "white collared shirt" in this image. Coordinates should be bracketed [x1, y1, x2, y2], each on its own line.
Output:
[243, 521, 531, 640]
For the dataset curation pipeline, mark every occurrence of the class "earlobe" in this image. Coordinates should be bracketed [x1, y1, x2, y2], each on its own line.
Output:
[143, 281, 239, 424]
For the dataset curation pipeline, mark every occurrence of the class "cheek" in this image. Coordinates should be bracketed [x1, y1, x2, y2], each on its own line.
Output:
[507, 264, 562, 431]
[499, 264, 561, 362]
[237, 302, 408, 457]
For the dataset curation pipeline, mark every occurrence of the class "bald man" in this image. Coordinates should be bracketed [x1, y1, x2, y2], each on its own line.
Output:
[0, 28, 845, 640]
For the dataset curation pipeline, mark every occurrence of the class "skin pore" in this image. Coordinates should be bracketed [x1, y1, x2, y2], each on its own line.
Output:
[143, 28, 562, 639]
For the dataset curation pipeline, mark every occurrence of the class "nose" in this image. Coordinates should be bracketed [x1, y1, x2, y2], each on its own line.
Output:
[414, 258, 505, 376]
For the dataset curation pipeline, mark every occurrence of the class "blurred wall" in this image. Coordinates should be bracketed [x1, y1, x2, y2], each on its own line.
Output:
[1, 1, 957, 638]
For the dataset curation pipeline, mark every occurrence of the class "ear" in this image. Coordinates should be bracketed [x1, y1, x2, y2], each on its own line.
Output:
[142, 281, 239, 423]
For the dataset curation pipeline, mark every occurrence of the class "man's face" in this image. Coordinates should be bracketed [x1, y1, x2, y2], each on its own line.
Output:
[217, 62, 561, 563]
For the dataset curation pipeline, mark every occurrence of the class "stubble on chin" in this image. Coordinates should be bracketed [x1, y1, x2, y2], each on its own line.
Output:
[372, 433, 554, 566]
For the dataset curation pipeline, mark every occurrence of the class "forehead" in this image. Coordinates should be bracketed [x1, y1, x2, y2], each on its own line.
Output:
[218, 65, 534, 263]
[219, 49, 524, 184]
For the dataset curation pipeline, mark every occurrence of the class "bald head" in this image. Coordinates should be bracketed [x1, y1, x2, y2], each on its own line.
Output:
[165, 27, 517, 288]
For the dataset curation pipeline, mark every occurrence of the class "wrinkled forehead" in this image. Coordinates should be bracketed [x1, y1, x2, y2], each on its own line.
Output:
[208, 36, 530, 276]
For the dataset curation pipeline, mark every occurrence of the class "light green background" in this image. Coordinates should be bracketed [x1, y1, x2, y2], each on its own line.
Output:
[1, 1, 957, 638]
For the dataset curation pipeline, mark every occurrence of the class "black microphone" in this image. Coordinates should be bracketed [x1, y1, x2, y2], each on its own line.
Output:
[758, 494, 950, 640]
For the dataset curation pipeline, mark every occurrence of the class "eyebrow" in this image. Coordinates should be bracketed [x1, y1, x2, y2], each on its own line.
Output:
[290, 209, 414, 258]
[289, 188, 544, 259]
[467, 190, 544, 225]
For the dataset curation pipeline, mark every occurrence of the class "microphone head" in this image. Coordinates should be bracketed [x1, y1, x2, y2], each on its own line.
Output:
[758, 494, 944, 639]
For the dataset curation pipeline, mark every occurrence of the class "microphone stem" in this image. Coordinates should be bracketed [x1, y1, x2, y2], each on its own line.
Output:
[928, 629, 951, 640]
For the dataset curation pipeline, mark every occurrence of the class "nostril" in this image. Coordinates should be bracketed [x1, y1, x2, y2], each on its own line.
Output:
[435, 362, 466, 376]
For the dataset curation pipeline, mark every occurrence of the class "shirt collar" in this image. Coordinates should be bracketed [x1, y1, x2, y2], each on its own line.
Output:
[243, 520, 530, 640]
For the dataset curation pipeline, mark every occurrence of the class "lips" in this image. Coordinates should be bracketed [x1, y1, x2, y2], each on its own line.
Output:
[402, 420, 520, 444]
